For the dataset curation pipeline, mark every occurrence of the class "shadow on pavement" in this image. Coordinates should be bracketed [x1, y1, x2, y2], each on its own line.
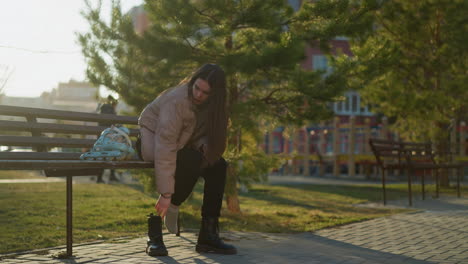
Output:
[229, 232, 435, 264]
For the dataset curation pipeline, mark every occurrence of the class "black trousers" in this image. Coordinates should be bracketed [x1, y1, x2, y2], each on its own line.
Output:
[171, 148, 227, 218]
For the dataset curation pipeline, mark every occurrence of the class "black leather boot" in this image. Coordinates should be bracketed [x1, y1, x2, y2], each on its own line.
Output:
[196, 217, 237, 255]
[146, 213, 168, 256]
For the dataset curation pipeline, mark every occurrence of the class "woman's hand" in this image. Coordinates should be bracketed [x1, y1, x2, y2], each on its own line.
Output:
[155, 195, 171, 218]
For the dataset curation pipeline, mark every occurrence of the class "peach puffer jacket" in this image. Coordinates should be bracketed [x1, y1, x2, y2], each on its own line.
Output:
[138, 84, 197, 194]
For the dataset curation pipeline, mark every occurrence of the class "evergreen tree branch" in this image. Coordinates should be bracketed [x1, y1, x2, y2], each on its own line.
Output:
[192, 6, 221, 25]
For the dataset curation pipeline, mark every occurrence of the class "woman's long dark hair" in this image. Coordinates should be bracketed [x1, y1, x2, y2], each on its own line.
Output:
[188, 64, 228, 164]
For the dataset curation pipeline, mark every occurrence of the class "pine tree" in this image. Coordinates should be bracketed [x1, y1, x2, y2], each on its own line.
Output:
[312, 0, 468, 142]
[78, 0, 345, 212]
[300, 0, 468, 186]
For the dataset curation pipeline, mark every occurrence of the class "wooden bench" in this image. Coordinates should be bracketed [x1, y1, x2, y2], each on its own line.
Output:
[0, 104, 153, 257]
[369, 138, 462, 206]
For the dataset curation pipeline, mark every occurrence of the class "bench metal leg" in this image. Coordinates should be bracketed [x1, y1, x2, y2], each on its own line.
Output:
[176, 213, 180, 237]
[67, 175, 73, 257]
[457, 168, 461, 198]
[382, 168, 387, 205]
[421, 170, 425, 200]
[407, 169, 412, 206]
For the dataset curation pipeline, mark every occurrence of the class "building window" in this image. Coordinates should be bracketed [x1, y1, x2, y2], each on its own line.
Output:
[313, 55, 328, 71]
[313, 55, 333, 76]
[344, 95, 350, 112]
[352, 94, 357, 112]
[333, 91, 375, 116]
[287, 0, 301, 11]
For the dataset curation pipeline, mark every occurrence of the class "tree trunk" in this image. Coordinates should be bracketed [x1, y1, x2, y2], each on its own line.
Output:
[225, 127, 242, 213]
[434, 121, 450, 187]
[223, 47, 241, 212]
[437, 147, 450, 187]
[225, 163, 241, 213]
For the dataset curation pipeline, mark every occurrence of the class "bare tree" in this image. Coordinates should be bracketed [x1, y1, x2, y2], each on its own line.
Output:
[0, 65, 14, 95]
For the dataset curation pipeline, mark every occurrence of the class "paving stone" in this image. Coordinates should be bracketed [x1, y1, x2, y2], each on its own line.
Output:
[1, 195, 467, 263]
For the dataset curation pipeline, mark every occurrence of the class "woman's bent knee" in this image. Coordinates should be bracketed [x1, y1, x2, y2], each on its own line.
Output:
[176, 148, 203, 170]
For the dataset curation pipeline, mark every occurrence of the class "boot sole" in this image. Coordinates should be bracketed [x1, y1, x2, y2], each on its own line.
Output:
[147, 250, 168, 256]
[146, 247, 168, 256]
[196, 244, 237, 255]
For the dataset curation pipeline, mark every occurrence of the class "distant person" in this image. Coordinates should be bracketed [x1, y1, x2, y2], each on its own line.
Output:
[99, 95, 118, 116]
[96, 95, 119, 183]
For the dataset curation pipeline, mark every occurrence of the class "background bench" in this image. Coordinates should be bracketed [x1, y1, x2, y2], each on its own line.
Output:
[369, 138, 462, 206]
[0, 105, 153, 257]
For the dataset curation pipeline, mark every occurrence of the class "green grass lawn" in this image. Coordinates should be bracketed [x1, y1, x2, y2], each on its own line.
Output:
[0, 170, 43, 179]
[0, 170, 464, 254]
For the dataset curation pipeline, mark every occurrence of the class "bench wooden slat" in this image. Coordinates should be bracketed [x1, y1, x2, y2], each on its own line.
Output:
[45, 168, 105, 177]
[401, 142, 430, 147]
[0, 120, 101, 135]
[0, 152, 81, 160]
[378, 151, 401, 158]
[0, 120, 139, 136]
[0, 136, 96, 148]
[379, 155, 401, 160]
[0, 160, 153, 170]
[0, 105, 138, 124]
[368, 138, 400, 145]
[372, 146, 401, 151]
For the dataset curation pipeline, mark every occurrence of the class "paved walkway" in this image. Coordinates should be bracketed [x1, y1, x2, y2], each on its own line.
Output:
[1, 176, 467, 263]
[1, 196, 466, 264]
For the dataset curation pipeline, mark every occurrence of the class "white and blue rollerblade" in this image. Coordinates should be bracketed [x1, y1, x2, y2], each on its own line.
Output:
[80, 125, 135, 161]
